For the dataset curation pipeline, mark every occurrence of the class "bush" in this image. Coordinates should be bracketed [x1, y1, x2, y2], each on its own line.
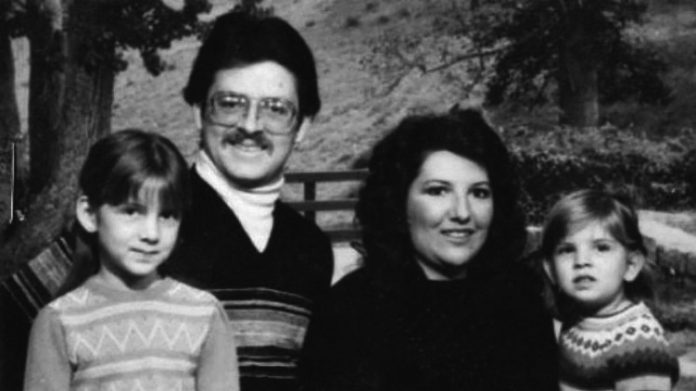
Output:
[503, 124, 696, 224]
[650, 274, 696, 331]
[344, 16, 361, 29]
[514, 148, 696, 223]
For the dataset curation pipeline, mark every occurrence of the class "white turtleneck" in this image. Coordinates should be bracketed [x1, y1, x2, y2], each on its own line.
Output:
[195, 150, 282, 252]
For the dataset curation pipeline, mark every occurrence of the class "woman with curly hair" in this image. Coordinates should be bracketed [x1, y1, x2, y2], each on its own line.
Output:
[300, 109, 559, 391]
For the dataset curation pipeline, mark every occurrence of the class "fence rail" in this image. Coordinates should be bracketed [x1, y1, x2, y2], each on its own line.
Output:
[285, 169, 368, 242]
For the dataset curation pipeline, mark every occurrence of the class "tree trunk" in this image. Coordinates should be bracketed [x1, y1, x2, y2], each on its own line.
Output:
[0, 24, 20, 144]
[26, 0, 67, 197]
[557, 4, 599, 127]
[0, 0, 115, 276]
[0, 22, 21, 233]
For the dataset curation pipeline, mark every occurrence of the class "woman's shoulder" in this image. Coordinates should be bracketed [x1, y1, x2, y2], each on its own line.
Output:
[329, 267, 375, 298]
[472, 262, 550, 318]
[319, 267, 396, 316]
[482, 261, 544, 294]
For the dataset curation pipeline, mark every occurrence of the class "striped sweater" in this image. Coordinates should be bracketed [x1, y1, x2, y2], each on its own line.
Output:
[24, 276, 239, 391]
[165, 170, 334, 391]
[558, 302, 679, 391]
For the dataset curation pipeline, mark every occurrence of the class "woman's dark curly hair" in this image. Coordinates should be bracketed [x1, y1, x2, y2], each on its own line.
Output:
[355, 109, 527, 277]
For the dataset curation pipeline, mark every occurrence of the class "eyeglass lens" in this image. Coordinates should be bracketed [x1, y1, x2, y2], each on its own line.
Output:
[209, 92, 297, 133]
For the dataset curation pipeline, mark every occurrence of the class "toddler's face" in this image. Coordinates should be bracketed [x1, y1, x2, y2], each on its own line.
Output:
[544, 222, 642, 316]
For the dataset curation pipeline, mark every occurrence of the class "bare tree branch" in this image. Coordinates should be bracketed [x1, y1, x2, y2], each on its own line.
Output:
[423, 47, 504, 74]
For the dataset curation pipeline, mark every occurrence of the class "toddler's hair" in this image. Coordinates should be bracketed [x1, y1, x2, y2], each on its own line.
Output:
[58, 129, 190, 295]
[539, 189, 653, 318]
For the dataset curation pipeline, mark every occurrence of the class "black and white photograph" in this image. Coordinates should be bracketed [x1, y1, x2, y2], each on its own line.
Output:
[1, 0, 695, 390]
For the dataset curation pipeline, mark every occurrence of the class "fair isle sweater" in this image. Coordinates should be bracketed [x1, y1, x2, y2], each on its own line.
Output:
[24, 276, 239, 391]
[165, 170, 334, 391]
[558, 302, 679, 391]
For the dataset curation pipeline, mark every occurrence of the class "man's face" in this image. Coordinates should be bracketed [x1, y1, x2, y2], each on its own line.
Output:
[199, 61, 308, 188]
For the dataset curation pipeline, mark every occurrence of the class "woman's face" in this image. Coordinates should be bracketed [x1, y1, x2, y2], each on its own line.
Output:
[406, 151, 494, 280]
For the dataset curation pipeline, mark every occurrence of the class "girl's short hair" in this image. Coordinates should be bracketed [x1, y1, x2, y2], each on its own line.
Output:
[356, 109, 526, 277]
[540, 189, 653, 316]
[79, 129, 190, 214]
[58, 129, 190, 295]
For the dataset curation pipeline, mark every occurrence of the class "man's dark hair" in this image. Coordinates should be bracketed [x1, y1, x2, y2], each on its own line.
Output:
[183, 11, 320, 119]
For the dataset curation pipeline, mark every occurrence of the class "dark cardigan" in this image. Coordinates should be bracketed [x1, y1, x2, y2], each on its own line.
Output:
[300, 261, 560, 391]
[166, 169, 334, 391]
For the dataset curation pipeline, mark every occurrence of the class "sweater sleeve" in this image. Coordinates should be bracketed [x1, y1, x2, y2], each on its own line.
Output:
[23, 307, 71, 391]
[197, 300, 240, 391]
[611, 309, 679, 391]
[300, 274, 381, 391]
[515, 302, 562, 390]
[495, 269, 560, 391]
[615, 374, 672, 391]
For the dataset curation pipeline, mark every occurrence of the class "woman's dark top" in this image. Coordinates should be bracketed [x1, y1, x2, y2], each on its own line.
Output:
[300, 260, 559, 391]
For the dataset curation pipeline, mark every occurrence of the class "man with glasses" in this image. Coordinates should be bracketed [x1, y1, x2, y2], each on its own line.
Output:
[165, 10, 333, 391]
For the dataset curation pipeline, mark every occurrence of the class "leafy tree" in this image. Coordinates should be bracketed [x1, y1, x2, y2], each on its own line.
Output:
[360, 0, 669, 127]
[473, 0, 670, 126]
[0, 0, 211, 276]
[359, 1, 496, 100]
[234, 0, 273, 16]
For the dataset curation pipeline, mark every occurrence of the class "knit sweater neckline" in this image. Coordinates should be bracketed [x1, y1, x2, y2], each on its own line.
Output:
[84, 275, 173, 299]
[575, 301, 645, 330]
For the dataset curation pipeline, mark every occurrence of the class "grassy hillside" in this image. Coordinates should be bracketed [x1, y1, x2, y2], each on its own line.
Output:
[107, 0, 696, 168]
[5, 0, 693, 234]
[6, 0, 693, 170]
[108, 0, 478, 170]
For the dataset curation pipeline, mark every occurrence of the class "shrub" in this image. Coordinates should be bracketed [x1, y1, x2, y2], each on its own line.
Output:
[650, 272, 696, 331]
[514, 147, 696, 224]
[344, 16, 361, 29]
[503, 124, 696, 223]
[376, 15, 390, 25]
[364, 2, 378, 12]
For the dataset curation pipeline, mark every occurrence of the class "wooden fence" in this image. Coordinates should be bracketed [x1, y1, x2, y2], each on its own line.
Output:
[285, 169, 368, 242]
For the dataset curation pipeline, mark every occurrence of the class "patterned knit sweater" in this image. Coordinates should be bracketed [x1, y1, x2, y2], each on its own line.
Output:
[24, 276, 239, 391]
[558, 302, 679, 391]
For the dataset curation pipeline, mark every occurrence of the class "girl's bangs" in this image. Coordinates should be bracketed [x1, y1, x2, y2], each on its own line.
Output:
[101, 168, 184, 216]
[130, 176, 185, 216]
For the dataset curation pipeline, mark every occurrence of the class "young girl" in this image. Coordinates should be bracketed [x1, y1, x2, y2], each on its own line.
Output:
[539, 189, 679, 391]
[24, 129, 239, 391]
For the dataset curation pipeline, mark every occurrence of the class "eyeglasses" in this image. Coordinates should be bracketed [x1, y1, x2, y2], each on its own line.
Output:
[206, 91, 299, 135]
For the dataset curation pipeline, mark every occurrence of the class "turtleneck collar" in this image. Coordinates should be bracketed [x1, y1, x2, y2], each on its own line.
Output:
[195, 150, 283, 252]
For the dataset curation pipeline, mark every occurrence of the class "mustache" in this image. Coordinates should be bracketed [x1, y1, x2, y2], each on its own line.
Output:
[222, 128, 272, 148]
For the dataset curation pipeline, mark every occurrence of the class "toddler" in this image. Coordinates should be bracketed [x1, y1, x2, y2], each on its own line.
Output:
[540, 189, 679, 391]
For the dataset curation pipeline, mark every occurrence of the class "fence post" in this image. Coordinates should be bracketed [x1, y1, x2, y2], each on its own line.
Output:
[304, 181, 316, 222]
[9, 140, 15, 224]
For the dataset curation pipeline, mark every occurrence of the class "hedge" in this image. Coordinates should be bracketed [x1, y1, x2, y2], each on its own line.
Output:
[514, 148, 696, 224]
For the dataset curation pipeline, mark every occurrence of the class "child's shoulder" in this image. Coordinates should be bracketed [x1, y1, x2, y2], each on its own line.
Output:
[618, 302, 666, 332]
[46, 282, 108, 312]
[566, 302, 671, 352]
[163, 277, 220, 305]
[574, 302, 665, 334]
